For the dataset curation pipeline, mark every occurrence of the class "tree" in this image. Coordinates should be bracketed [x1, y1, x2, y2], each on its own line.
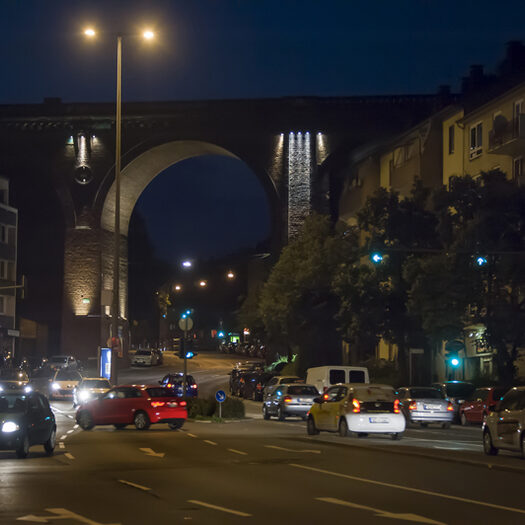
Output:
[259, 214, 343, 375]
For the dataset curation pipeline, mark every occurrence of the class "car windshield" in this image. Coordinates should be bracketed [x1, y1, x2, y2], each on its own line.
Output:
[147, 387, 177, 398]
[354, 386, 396, 401]
[0, 369, 28, 381]
[56, 370, 80, 381]
[445, 383, 475, 398]
[492, 387, 508, 401]
[136, 350, 151, 356]
[287, 386, 318, 396]
[81, 380, 111, 389]
[409, 388, 443, 399]
[0, 394, 28, 413]
[50, 357, 68, 363]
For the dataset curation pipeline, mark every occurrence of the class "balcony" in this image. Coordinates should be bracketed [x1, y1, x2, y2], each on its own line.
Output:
[488, 114, 525, 156]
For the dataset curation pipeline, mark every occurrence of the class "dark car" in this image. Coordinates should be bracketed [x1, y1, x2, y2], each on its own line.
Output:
[460, 386, 509, 425]
[0, 390, 56, 458]
[159, 373, 198, 398]
[76, 385, 187, 430]
[240, 372, 274, 401]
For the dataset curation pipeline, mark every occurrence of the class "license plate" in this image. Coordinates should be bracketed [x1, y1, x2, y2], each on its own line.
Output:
[424, 404, 441, 410]
[369, 417, 389, 423]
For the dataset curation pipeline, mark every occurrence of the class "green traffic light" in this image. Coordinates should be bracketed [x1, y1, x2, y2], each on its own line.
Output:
[371, 252, 384, 264]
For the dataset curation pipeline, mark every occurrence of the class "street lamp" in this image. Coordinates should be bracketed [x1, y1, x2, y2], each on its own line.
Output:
[84, 27, 155, 384]
[182, 260, 193, 268]
[174, 284, 182, 292]
[227, 271, 235, 279]
[199, 280, 207, 287]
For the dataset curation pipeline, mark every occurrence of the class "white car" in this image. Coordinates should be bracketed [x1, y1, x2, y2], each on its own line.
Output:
[73, 378, 112, 407]
[307, 383, 406, 439]
[131, 350, 158, 367]
[50, 369, 82, 400]
[483, 386, 525, 457]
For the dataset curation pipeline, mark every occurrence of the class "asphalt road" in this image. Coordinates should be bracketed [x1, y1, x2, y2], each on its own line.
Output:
[2, 351, 525, 524]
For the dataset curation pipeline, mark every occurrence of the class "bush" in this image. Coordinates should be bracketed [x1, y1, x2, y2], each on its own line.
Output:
[365, 358, 402, 387]
[279, 361, 299, 377]
[213, 397, 245, 419]
[187, 396, 245, 419]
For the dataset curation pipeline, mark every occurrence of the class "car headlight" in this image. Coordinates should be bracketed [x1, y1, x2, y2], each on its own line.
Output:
[79, 390, 91, 401]
[51, 382, 60, 390]
[2, 421, 19, 433]
[0, 386, 3, 392]
[24, 385, 32, 393]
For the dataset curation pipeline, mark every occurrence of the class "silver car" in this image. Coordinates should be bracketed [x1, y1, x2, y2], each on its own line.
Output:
[483, 386, 525, 458]
[398, 387, 454, 428]
[263, 384, 319, 421]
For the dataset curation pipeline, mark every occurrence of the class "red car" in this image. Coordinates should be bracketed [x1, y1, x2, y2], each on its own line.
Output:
[76, 385, 187, 431]
[459, 386, 508, 425]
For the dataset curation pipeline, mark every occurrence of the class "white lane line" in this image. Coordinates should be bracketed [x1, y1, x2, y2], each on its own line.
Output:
[265, 445, 321, 454]
[74, 424, 79, 429]
[60, 435, 67, 441]
[203, 440, 217, 446]
[291, 464, 525, 515]
[188, 500, 251, 517]
[64, 453, 75, 460]
[316, 497, 445, 525]
[118, 479, 151, 492]
[67, 429, 74, 434]
[58, 442, 65, 449]
[187, 433, 198, 438]
[228, 448, 248, 456]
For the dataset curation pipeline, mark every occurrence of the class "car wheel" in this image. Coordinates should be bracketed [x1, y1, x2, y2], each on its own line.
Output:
[16, 434, 29, 459]
[307, 416, 319, 435]
[114, 424, 127, 430]
[134, 411, 150, 430]
[262, 405, 270, 420]
[43, 428, 56, 455]
[483, 429, 498, 456]
[78, 411, 94, 430]
[460, 413, 468, 426]
[391, 433, 402, 440]
[169, 420, 184, 430]
[441, 422, 451, 429]
[277, 406, 285, 421]
[339, 418, 349, 437]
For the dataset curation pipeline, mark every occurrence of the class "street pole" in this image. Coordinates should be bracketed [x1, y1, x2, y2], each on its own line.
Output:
[183, 328, 187, 398]
[111, 34, 122, 385]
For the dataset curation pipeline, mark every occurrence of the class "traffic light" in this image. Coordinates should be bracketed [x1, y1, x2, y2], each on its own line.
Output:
[217, 330, 225, 338]
[370, 252, 384, 264]
[450, 357, 461, 368]
[185, 350, 194, 359]
[475, 256, 488, 267]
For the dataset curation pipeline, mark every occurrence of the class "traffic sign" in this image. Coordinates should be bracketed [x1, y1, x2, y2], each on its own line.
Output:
[178, 317, 194, 331]
[215, 390, 226, 403]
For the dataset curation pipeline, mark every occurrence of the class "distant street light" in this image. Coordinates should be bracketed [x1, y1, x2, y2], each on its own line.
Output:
[83, 26, 155, 384]
[199, 280, 207, 287]
[143, 30, 155, 40]
[227, 271, 235, 279]
[174, 284, 182, 292]
[182, 260, 193, 268]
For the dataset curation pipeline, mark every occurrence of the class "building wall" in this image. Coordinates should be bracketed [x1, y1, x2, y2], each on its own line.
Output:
[442, 109, 465, 185]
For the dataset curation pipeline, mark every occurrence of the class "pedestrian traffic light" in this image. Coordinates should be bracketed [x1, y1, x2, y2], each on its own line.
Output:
[370, 252, 384, 264]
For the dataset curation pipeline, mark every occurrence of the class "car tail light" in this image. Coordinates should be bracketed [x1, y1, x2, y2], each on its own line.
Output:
[151, 401, 165, 408]
[167, 383, 173, 388]
[409, 401, 417, 411]
[256, 383, 262, 390]
[447, 401, 454, 411]
[190, 384, 197, 389]
[179, 400, 187, 407]
[394, 399, 401, 414]
[283, 395, 292, 403]
[323, 393, 330, 401]
[352, 398, 360, 413]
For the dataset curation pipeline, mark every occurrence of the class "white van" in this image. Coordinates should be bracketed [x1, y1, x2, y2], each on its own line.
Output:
[306, 366, 369, 394]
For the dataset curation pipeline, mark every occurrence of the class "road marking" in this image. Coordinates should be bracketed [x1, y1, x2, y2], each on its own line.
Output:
[67, 429, 74, 434]
[74, 424, 79, 429]
[139, 447, 165, 458]
[187, 500, 251, 517]
[187, 433, 198, 438]
[58, 442, 65, 449]
[228, 448, 248, 456]
[265, 445, 321, 454]
[291, 464, 525, 515]
[203, 440, 217, 446]
[317, 497, 445, 525]
[118, 479, 151, 492]
[60, 435, 67, 440]
[17, 507, 120, 524]
[64, 453, 75, 460]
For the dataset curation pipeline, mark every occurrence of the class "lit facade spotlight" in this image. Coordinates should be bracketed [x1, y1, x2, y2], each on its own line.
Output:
[143, 30, 155, 40]
[199, 280, 207, 287]
[227, 271, 235, 279]
[174, 284, 182, 292]
[84, 28, 96, 37]
[182, 260, 192, 268]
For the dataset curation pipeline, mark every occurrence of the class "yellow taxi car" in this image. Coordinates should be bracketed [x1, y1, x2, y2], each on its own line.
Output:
[307, 383, 405, 440]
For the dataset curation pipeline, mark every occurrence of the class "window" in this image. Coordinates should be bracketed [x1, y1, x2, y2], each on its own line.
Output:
[349, 370, 366, 383]
[0, 260, 8, 280]
[514, 100, 523, 135]
[329, 369, 345, 384]
[469, 122, 483, 159]
[0, 296, 5, 314]
[0, 224, 7, 243]
[513, 157, 523, 179]
[448, 125, 455, 154]
[500, 389, 521, 411]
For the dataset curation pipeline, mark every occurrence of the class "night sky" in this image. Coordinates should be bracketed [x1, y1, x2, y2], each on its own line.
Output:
[3, 1, 525, 263]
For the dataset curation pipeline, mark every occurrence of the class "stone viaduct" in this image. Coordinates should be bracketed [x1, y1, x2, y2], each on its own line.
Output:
[0, 94, 450, 359]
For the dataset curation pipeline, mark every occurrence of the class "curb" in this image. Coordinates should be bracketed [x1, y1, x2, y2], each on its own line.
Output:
[294, 436, 525, 476]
